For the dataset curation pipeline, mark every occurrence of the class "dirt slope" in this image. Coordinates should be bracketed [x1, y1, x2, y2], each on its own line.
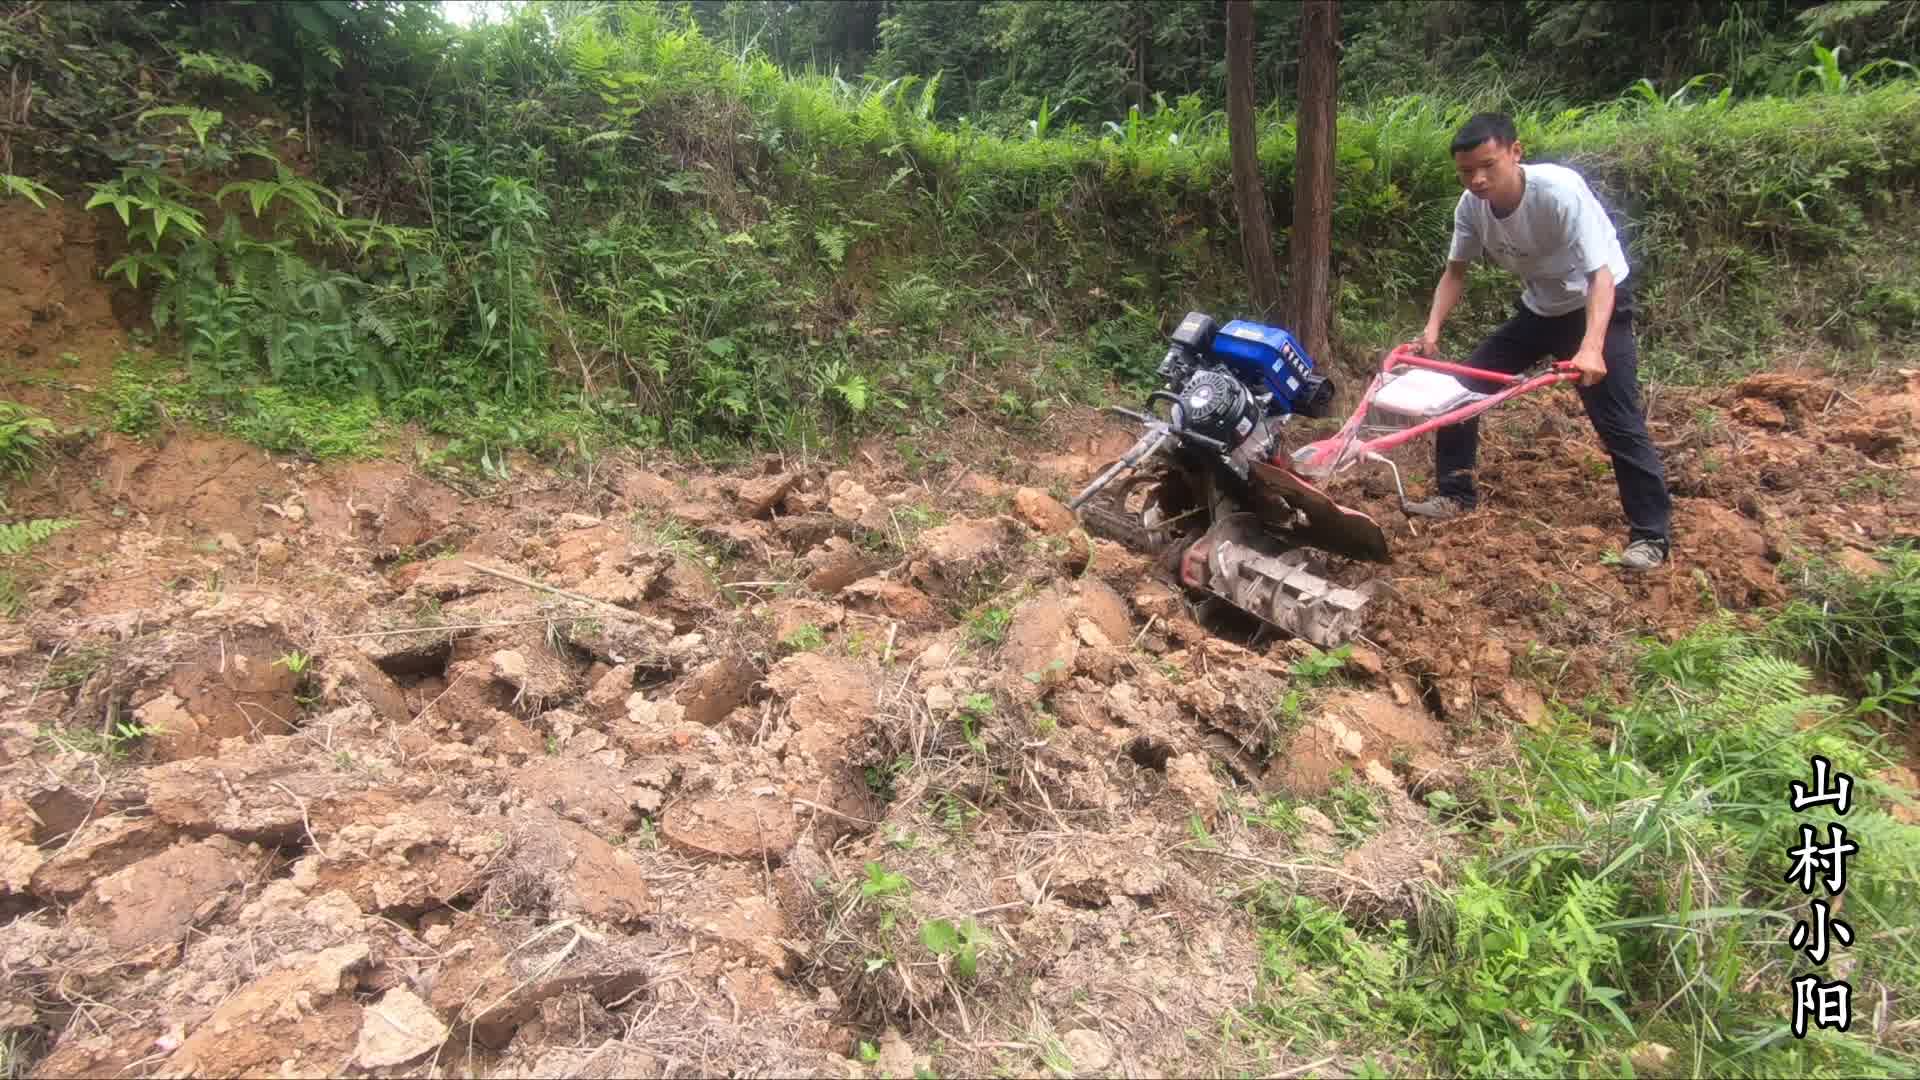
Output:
[2, 327, 1918, 1075]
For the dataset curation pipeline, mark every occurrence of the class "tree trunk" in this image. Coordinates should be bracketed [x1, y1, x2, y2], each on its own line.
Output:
[1226, 0, 1283, 321]
[1290, 0, 1338, 364]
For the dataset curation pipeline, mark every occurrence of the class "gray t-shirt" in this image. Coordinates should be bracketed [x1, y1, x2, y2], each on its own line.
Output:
[1448, 162, 1630, 317]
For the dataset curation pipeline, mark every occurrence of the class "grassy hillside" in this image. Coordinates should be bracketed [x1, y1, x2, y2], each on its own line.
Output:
[2, 1, 1918, 465]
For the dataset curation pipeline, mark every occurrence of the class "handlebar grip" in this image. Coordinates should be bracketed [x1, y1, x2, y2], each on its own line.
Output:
[1182, 429, 1228, 453]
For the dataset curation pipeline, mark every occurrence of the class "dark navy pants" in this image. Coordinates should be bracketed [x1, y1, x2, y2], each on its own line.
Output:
[1434, 289, 1672, 545]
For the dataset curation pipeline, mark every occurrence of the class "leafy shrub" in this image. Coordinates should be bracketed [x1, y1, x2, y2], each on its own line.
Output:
[0, 174, 60, 208]
[0, 403, 56, 478]
[42, 1, 1920, 464]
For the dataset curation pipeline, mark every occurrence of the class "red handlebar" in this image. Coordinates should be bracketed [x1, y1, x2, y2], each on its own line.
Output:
[1380, 344, 1579, 384]
[1291, 346, 1580, 475]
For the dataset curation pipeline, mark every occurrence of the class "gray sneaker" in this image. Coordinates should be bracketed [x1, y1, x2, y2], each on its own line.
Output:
[1620, 539, 1668, 571]
[1404, 494, 1469, 519]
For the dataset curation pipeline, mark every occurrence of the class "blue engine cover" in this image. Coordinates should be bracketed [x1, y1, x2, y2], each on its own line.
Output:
[1207, 320, 1319, 415]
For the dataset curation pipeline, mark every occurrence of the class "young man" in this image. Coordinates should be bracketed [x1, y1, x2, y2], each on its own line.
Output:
[1405, 113, 1672, 571]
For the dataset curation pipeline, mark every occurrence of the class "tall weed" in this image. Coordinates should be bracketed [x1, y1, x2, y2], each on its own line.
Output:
[1775, 544, 1920, 710]
[1252, 620, 1920, 1077]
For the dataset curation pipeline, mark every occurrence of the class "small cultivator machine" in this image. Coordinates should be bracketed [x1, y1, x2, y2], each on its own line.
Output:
[1072, 312, 1578, 647]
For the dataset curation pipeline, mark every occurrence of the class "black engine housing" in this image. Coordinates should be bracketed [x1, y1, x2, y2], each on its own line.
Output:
[1178, 367, 1261, 449]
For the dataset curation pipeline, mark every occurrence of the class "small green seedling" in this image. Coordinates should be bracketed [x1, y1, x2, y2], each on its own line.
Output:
[1290, 643, 1351, 685]
[780, 623, 826, 652]
[920, 916, 987, 978]
[860, 861, 911, 902]
[958, 692, 993, 753]
[965, 605, 1012, 647]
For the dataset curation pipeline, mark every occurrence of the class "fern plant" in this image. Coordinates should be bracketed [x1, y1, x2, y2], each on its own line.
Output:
[0, 519, 75, 556]
[0, 402, 56, 479]
[176, 49, 273, 91]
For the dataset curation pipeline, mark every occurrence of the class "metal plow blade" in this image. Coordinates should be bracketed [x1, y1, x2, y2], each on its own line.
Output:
[1204, 532, 1375, 648]
[1246, 460, 1391, 564]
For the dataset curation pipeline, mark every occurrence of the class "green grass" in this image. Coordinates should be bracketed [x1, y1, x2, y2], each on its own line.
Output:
[1774, 543, 1920, 709]
[102, 353, 208, 437]
[35, 646, 109, 691]
[963, 604, 1012, 648]
[1237, 614, 1920, 1078]
[633, 510, 724, 568]
[100, 350, 654, 468]
[222, 386, 382, 460]
[0, 401, 57, 481]
[102, 353, 382, 459]
[39, 718, 153, 763]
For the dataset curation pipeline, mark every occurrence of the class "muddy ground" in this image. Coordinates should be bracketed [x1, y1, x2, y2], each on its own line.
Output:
[4, 204, 1920, 1077]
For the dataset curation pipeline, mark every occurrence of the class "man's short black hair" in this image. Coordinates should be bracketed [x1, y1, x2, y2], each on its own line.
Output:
[1451, 113, 1518, 155]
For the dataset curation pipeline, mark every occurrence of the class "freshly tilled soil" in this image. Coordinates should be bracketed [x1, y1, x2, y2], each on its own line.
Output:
[1, 353, 1917, 1077]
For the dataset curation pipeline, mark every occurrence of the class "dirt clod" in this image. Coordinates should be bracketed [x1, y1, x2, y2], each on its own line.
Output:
[319, 651, 412, 726]
[1, 838, 42, 901]
[1063, 1028, 1116, 1072]
[802, 536, 871, 594]
[427, 917, 652, 1049]
[30, 813, 177, 902]
[146, 736, 384, 843]
[912, 515, 1012, 589]
[673, 652, 759, 726]
[617, 469, 681, 508]
[825, 473, 887, 530]
[736, 472, 799, 518]
[1013, 487, 1077, 534]
[661, 789, 800, 861]
[842, 575, 936, 623]
[515, 757, 656, 836]
[71, 836, 263, 955]
[1165, 751, 1223, 825]
[1003, 587, 1078, 691]
[305, 799, 505, 917]
[144, 631, 300, 760]
[162, 942, 368, 1077]
[501, 808, 653, 925]
[689, 893, 790, 972]
[491, 647, 571, 704]
[1073, 577, 1133, 645]
[353, 987, 449, 1070]
[769, 652, 873, 772]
